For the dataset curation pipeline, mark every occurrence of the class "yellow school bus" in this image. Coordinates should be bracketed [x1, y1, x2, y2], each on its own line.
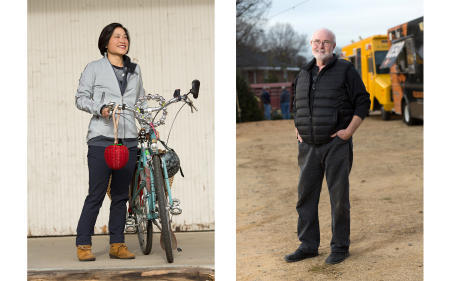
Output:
[341, 35, 393, 120]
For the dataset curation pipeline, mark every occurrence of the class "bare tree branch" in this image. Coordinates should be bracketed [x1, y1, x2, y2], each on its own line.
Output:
[265, 23, 308, 66]
[236, 0, 271, 48]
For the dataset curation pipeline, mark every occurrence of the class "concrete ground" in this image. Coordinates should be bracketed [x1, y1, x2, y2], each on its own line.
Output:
[28, 232, 214, 278]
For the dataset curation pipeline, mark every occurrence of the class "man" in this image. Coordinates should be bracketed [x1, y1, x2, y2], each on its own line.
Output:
[280, 86, 290, 119]
[284, 28, 370, 264]
[261, 87, 271, 120]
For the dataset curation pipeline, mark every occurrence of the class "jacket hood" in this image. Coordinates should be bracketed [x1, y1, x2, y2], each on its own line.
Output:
[123, 55, 137, 73]
[103, 54, 137, 73]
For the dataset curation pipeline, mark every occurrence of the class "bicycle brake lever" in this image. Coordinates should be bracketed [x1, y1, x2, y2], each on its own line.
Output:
[106, 101, 116, 109]
[186, 98, 198, 113]
[105, 102, 116, 119]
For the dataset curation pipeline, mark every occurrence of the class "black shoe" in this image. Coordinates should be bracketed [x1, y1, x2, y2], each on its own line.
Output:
[325, 251, 349, 264]
[284, 248, 318, 263]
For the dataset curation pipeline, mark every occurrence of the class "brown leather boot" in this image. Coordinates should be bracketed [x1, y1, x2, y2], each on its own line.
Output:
[77, 245, 96, 261]
[109, 243, 135, 259]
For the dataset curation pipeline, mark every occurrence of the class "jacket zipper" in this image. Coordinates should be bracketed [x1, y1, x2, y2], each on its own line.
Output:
[120, 72, 130, 140]
[105, 55, 126, 140]
[121, 95, 124, 140]
[102, 55, 133, 141]
[100, 92, 105, 104]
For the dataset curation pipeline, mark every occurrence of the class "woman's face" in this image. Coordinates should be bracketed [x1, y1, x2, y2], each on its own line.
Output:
[106, 27, 129, 56]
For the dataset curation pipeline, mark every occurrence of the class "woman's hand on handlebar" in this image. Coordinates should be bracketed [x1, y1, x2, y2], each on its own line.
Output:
[101, 106, 111, 118]
[101, 102, 117, 119]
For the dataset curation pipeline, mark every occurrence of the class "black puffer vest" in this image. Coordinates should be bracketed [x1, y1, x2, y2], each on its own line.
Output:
[294, 56, 354, 144]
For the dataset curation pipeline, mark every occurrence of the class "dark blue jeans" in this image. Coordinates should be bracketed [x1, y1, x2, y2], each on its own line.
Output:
[296, 137, 353, 253]
[281, 102, 290, 119]
[76, 145, 137, 246]
[264, 104, 272, 120]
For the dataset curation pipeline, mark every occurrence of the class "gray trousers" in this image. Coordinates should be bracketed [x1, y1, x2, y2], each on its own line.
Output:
[296, 136, 353, 253]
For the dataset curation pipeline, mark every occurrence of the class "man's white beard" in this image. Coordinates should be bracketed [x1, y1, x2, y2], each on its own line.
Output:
[313, 52, 333, 61]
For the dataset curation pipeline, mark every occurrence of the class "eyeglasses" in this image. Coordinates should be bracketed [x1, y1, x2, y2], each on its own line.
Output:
[312, 40, 332, 47]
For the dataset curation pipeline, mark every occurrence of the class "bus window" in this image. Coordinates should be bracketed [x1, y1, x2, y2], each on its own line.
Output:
[349, 56, 356, 66]
[397, 49, 407, 73]
[368, 56, 374, 73]
[405, 38, 416, 74]
[374, 51, 389, 74]
[356, 48, 361, 76]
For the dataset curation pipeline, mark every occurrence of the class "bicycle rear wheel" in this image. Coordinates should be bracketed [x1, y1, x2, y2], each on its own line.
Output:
[152, 155, 174, 263]
[134, 170, 153, 254]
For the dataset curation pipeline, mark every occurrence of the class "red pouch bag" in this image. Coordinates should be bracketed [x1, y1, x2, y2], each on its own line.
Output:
[104, 105, 129, 170]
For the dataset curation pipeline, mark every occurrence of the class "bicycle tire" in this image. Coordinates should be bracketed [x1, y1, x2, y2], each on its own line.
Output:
[152, 155, 174, 263]
[134, 169, 153, 255]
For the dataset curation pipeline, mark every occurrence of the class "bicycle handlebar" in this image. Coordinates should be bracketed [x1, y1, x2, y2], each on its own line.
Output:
[105, 90, 197, 128]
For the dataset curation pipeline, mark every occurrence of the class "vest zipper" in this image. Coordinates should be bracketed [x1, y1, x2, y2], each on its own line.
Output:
[309, 72, 316, 144]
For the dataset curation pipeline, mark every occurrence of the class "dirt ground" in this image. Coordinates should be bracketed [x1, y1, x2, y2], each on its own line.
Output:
[236, 113, 423, 281]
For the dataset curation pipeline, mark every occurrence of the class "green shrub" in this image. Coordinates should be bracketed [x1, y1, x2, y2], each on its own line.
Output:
[236, 74, 264, 122]
[272, 109, 283, 120]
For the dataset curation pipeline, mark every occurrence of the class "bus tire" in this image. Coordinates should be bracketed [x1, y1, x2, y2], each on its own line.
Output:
[402, 100, 414, 126]
[381, 106, 391, 121]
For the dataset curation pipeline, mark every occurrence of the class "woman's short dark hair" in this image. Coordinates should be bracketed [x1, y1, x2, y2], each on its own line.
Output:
[98, 23, 130, 56]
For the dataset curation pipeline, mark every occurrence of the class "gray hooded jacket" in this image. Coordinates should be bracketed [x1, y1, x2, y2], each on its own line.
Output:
[75, 56, 145, 142]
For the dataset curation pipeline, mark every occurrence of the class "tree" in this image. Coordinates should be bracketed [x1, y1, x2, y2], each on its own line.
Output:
[236, 74, 263, 122]
[265, 23, 308, 66]
[264, 72, 279, 83]
[236, 0, 271, 49]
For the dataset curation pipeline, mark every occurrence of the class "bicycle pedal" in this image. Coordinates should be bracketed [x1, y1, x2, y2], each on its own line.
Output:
[125, 217, 137, 233]
[125, 225, 137, 233]
[170, 198, 182, 215]
[172, 198, 181, 206]
[170, 207, 182, 215]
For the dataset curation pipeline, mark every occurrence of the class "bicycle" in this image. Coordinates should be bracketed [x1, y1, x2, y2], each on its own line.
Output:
[106, 80, 200, 263]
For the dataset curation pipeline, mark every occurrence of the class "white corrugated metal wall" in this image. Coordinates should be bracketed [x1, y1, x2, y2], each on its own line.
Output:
[28, 0, 214, 236]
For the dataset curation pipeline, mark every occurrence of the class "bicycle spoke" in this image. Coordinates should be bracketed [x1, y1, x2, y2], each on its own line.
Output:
[152, 155, 174, 263]
[133, 164, 153, 255]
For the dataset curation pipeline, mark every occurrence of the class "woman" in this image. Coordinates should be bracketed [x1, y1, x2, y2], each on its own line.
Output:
[75, 23, 145, 261]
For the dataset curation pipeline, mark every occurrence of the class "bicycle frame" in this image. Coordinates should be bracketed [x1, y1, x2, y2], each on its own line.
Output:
[114, 80, 199, 261]
[131, 129, 174, 222]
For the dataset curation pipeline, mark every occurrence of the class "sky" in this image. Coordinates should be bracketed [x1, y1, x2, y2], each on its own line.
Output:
[264, 0, 423, 56]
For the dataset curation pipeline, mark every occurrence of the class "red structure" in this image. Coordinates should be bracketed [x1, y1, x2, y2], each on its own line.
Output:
[250, 82, 294, 112]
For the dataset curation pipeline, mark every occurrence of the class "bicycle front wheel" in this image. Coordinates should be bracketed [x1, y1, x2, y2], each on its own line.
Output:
[134, 170, 153, 254]
[153, 155, 174, 263]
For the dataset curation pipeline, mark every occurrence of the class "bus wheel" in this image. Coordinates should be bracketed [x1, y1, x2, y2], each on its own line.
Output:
[402, 100, 414, 126]
[381, 106, 391, 121]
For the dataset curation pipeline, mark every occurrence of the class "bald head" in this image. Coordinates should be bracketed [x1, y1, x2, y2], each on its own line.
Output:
[310, 28, 336, 64]
[311, 28, 336, 44]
